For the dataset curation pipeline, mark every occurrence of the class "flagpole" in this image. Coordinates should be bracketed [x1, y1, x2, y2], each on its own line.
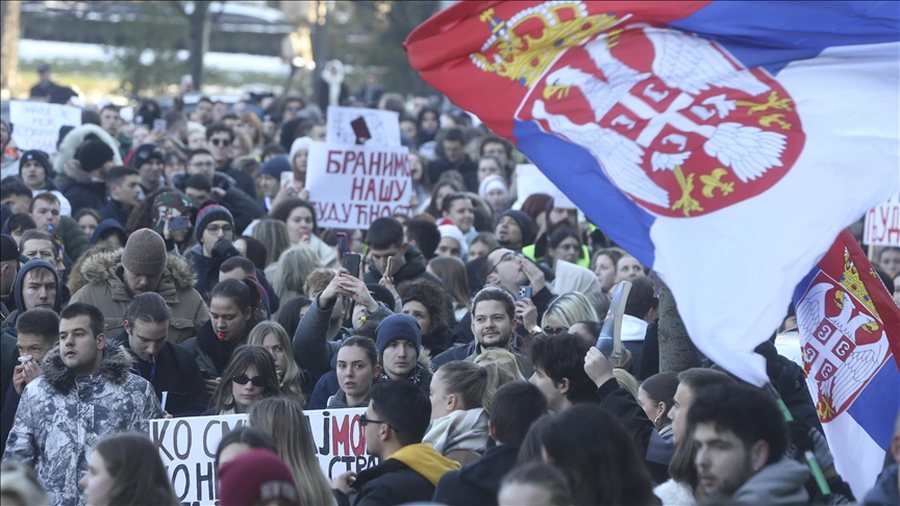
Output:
[763, 383, 831, 497]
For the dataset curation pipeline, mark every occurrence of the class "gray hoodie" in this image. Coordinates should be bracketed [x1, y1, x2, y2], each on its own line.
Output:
[730, 458, 809, 505]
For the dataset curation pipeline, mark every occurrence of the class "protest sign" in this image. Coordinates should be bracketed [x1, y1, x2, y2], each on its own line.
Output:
[863, 195, 900, 246]
[9, 100, 82, 154]
[327, 106, 401, 147]
[306, 141, 412, 229]
[148, 407, 377, 505]
[513, 163, 574, 209]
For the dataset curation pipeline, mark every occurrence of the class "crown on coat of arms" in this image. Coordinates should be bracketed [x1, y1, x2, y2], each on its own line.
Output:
[839, 247, 880, 321]
[471, 2, 621, 87]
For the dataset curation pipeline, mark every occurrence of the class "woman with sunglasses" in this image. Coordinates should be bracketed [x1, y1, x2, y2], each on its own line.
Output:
[209, 345, 281, 414]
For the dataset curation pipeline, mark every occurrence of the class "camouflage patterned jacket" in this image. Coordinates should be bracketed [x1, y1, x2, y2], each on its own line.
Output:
[2, 344, 162, 506]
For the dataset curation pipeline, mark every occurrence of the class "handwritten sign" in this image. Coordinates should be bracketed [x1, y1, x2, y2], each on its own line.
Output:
[148, 408, 377, 505]
[327, 106, 401, 147]
[863, 195, 900, 247]
[513, 163, 574, 209]
[9, 100, 81, 154]
[307, 142, 412, 229]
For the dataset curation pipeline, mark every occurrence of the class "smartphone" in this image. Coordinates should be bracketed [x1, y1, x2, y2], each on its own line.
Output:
[386, 256, 394, 277]
[517, 285, 533, 300]
[351, 116, 371, 144]
[343, 253, 361, 278]
[169, 216, 190, 232]
[153, 118, 167, 133]
[336, 232, 350, 258]
[280, 170, 294, 189]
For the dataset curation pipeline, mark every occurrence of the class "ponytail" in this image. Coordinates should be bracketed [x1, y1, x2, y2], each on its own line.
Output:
[439, 361, 511, 415]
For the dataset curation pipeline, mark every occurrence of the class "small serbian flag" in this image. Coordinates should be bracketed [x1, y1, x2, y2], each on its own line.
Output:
[405, 1, 900, 387]
[794, 230, 900, 497]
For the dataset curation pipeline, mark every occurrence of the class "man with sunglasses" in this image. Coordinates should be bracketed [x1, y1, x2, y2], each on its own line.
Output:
[205, 123, 256, 198]
[332, 380, 460, 506]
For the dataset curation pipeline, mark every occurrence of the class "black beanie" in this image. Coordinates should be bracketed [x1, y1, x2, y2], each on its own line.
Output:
[499, 209, 536, 246]
[19, 150, 54, 179]
[76, 140, 115, 173]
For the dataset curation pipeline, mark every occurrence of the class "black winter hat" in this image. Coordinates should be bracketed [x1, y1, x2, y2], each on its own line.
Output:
[499, 209, 536, 246]
[76, 140, 115, 173]
[130, 143, 164, 169]
[19, 150, 54, 179]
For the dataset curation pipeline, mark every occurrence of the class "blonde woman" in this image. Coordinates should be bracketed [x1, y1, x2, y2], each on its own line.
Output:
[473, 348, 526, 382]
[249, 397, 335, 506]
[248, 321, 306, 405]
[541, 292, 600, 335]
[271, 245, 319, 302]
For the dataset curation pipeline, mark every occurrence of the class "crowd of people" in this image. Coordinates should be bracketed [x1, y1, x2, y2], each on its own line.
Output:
[0, 65, 899, 506]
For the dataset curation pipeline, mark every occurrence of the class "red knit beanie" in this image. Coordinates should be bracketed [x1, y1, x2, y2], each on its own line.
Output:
[218, 449, 300, 506]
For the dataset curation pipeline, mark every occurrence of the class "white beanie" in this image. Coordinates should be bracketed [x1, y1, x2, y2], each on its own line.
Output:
[438, 223, 468, 258]
[479, 174, 509, 201]
[289, 136, 313, 163]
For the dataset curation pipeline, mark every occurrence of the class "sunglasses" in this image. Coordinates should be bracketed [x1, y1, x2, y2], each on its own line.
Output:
[232, 374, 265, 387]
[359, 414, 395, 431]
[210, 138, 232, 147]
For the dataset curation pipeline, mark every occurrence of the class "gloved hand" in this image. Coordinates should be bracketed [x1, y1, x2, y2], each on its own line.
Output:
[211, 238, 239, 272]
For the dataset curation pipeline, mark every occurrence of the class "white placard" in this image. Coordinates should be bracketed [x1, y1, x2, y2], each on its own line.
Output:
[514, 163, 574, 209]
[326, 106, 401, 147]
[148, 408, 376, 505]
[9, 100, 82, 154]
[307, 141, 412, 229]
[863, 195, 900, 246]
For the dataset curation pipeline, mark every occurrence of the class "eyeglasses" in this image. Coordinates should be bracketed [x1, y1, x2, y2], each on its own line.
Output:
[359, 414, 394, 430]
[210, 138, 232, 147]
[206, 224, 234, 234]
[488, 251, 519, 275]
[232, 374, 265, 387]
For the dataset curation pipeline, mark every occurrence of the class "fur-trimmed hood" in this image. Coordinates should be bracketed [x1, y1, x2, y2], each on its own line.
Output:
[42, 343, 134, 394]
[79, 248, 196, 292]
[53, 123, 122, 176]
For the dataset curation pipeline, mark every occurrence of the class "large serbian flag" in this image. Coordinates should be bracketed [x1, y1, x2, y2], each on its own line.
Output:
[794, 230, 900, 496]
[405, 1, 900, 386]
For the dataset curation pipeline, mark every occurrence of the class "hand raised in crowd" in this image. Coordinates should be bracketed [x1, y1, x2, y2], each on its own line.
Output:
[210, 186, 227, 200]
[339, 271, 379, 313]
[272, 182, 310, 210]
[204, 376, 221, 397]
[515, 298, 538, 330]
[584, 346, 614, 388]
[320, 268, 348, 307]
[379, 272, 400, 307]
[331, 471, 358, 495]
[520, 256, 546, 293]
[13, 360, 43, 395]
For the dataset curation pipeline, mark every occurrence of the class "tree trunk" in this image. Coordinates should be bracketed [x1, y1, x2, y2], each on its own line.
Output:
[188, 1, 212, 91]
[311, 0, 330, 107]
[657, 282, 701, 373]
[1, 1, 21, 94]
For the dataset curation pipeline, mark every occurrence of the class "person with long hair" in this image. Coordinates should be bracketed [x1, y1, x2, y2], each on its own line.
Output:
[409, 151, 432, 215]
[591, 247, 625, 294]
[252, 218, 291, 269]
[427, 256, 471, 322]
[467, 231, 499, 262]
[425, 179, 464, 220]
[248, 397, 335, 506]
[247, 321, 306, 404]
[541, 228, 601, 295]
[539, 404, 660, 505]
[638, 372, 679, 442]
[541, 292, 600, 335]
[183, 278, 265, 395]
[424, 361, 506, 465]
[79, 432, 179, 506]
[269, 198, 337, 268]
[271, 245, 319, 302]
[209, 345, 281, 414]
[328, 336, 381, 409]
[397, 278, 453, 355]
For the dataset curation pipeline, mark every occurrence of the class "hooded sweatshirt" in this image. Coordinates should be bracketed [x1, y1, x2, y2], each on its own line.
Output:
[338, 442, 460, 506]
[0, 259, 62, 335]
[729, 458, 809, 505]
